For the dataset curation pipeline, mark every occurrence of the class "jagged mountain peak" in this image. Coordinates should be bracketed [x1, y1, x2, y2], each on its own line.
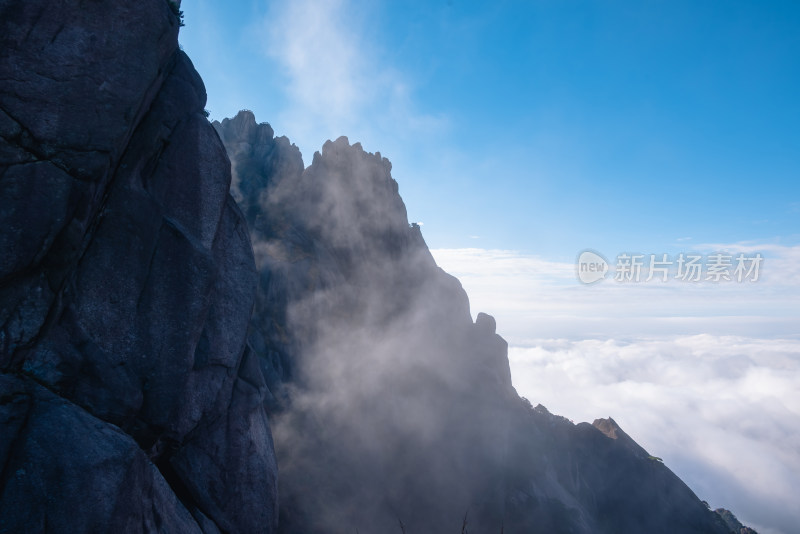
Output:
[1, 2, 759, 532]
[315, 134, 393, 173]
[593, 417, 651, 457]
[217, 110, 739, 534]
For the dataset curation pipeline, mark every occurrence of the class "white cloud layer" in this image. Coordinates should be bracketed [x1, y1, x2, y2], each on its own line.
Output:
[508, 336, 800, 534]
[432, 244, 800, 534]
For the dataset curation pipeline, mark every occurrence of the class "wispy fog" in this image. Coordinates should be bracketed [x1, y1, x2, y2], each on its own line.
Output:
[254, 0, 447, 165]
[216, 115, 515, 532]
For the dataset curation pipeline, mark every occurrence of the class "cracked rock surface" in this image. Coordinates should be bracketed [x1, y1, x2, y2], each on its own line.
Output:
[0, 1, 277, 532]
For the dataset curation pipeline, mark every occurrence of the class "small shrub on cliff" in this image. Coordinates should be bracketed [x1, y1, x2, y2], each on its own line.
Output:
[167, 1, 185, 26]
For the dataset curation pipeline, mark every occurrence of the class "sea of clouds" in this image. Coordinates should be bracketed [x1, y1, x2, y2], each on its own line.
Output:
[433, 244, 800, 534]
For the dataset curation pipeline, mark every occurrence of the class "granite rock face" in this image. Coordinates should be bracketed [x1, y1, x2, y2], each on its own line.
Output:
[0, 0, 754, 531]
[1, 2, 277, 533]
[217, 110, 739, 534]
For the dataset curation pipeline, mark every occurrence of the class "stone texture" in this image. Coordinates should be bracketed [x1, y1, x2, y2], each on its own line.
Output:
[0, 0, 753, 530]
[0, 374, 201, 534]
[1, 2, 277, 533]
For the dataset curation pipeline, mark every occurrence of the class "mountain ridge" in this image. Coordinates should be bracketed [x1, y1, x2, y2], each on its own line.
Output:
[0, 0, 759, 531]
[215, 109, 752, 534]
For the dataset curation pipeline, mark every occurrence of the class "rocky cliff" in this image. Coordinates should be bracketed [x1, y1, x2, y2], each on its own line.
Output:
[0, 2, 277, 532]
[0, 0, 756, 532]
[215, 111, 747, 534]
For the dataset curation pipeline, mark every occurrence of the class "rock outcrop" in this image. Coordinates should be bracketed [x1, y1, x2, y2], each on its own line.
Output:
[218, 114, 517, 533]
[0, 0, 757, 531]
[1, 2, 277, 532]
[216, 110, 742, 534]
[715, 509, 760, 534]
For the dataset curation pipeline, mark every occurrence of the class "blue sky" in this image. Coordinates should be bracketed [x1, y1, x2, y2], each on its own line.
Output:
[179, 3, 800, 532]
[180, 0, 799, 260]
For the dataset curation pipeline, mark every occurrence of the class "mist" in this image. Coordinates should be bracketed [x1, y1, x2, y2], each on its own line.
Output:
[213, 110, 744, 534]
[215, 112, 516, 532]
